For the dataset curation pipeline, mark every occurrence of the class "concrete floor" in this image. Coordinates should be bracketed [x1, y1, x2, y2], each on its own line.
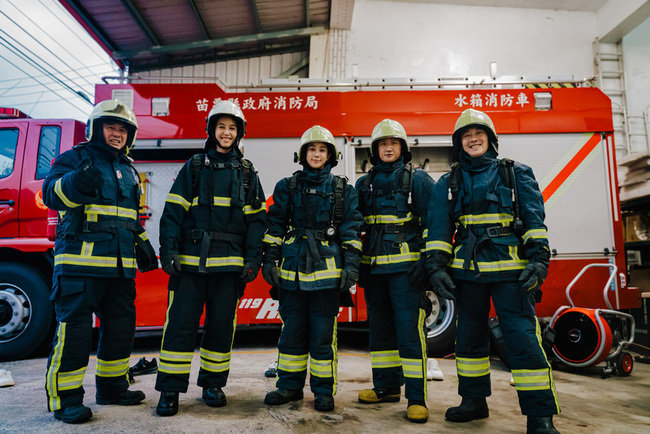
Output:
[1, 329, 649, 433]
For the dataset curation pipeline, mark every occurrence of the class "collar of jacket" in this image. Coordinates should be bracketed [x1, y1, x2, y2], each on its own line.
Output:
[206, 147, 240, 163]
[458, 148, 498, 173]
[300, 163, 332, 185]
[375, 157, 405, 173]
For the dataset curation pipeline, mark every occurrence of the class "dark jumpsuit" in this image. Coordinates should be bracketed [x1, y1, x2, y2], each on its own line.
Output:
[263, 165, 362, 396]
[155, 147, 266, 393]
[43, 140, 153, 411]
[355, 158, 434, 402]
[426, 150, 560, 416]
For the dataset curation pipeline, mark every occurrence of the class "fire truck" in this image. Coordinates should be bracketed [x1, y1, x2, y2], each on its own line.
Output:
[0, 78, 641, 362]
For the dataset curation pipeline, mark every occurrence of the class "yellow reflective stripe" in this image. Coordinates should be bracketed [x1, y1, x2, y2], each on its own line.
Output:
[417, 308, 428, 400]
[309, 358, 334, 378]
[425, 240, 453, 254]
[200, 347, 231, 373]
[370, 350, 401, 369]
[57, 366, 87, 390]
[343, 239, 362, 251]
[459, 213, 514, 226]
[263, 234, 283, 245]
[85, 204, 138, 220]
[450, 256, 527, 272]
[81, 241, 93, 256]
[402, 357, 425, 379]
[96, 357, 129, 378]
[511, 368, 553, 391]
[278, 353, 308, 372]
[456, 356, 490, 377]
[212, 196, 232, 207]
[46, 323, 66, 410]
[361, 251, 420, 265]
[139, 232, 149, 242]
[523, 228, 548, 243]
[55, 254, 136, 269]
[159, 349, 193, 374]
[159, 361, 192, 374]
[54, 178, 81, 208]
[364, 213, 414, 225]
[166, 193, 191, 211]
[179, 255, 245, 268]
[278, 267, 341, 282]
[160, 350, 194, 362]
[244, 202, 266, 214]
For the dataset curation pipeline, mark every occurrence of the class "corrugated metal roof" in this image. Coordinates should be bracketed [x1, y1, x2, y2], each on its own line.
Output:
[58, 0, 338, 72]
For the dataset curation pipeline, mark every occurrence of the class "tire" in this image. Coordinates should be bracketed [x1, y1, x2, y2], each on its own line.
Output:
[424, 290, 457, 357]
[0, 263, 54, 361]
[616, 351, 633, 376]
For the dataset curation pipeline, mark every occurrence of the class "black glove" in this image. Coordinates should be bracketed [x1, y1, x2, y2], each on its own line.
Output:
[518, 262, 548, 294]
[135, 240, 159, 272]
[161, 254, 181, 276]
[240, 262, 260, 284]
[339, 268, 360, 291]
[262, 264, 281, 288]
[72, 162, 103, 194]
[408, 255, 428, 291]
[429, 269, 457, 302]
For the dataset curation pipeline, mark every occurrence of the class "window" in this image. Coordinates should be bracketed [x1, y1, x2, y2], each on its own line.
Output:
[36, 126, 61, 180]
[0, 129, 19, 179]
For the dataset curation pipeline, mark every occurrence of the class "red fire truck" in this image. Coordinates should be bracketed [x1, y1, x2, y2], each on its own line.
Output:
[0, 79, 640, 361]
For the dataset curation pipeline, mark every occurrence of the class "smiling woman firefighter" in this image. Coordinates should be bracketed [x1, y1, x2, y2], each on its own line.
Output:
[261, 125, 363, 412]
[425, 108, 560, 433]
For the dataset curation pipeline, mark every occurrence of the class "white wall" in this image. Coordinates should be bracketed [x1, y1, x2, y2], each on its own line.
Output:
[346, 0, 597, 80]
[623, 17, 650, 150]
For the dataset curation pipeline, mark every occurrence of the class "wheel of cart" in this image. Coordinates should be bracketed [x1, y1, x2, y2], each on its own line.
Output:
[546, 263, 635, 378]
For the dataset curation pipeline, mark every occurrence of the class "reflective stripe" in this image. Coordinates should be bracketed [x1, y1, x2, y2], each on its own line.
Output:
[456, 356, 490, 378]
[370, 350, 401, 369]
[361, 251, 420, 265]
[96, 357, 129, 378]
[212, 196, 232, 207]
[179, 255, 245, 268]
[54, 254, 136, 269]
[263, 234, 283, 245]
[244, 202, 266, 215]
[402, 357, 425, 379]
[450, 254, 527, 272]
[159, 361, 192, 375]
[425, 240, 453, 254]
[85, 204, 138, 220]
[278, 257, 341, 282]
[523, 228, 548, 243]
[54, 178, 81, 208]
[459, 213, 513, 226]
[278, 353, 308, 372]
[46, 323, 67, 410]
[138, 232, 149, 242]
[364, 212, 414, 225]
[511, 368, 552, 391]
[160, 350, 194, 362]
[159, 349, 194, 374]
[57, 366, 87, 390]
[309, 358, 334, 378]
[200, 347, 231, 373]
[343, 239, 363, 251]
[166, 193, 191, 211]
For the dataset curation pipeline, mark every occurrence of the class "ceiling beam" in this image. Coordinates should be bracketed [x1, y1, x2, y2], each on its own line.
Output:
[113, 26, 326, 59]
[250, 0, 262, 33]
[120, 0, 160, 46]
[188, 0, 211, 40]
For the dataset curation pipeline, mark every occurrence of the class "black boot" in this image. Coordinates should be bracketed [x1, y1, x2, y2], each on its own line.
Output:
[314, 394, 335, 412]
[156, 391, 179, 416]
[527, 416, 560, 434]
[264, 388, 304, 405]
[96, 389, 145, 405]
[53, 403, 92, 424]
[202, 387, 227, 407]
[445, 397, 489, 422]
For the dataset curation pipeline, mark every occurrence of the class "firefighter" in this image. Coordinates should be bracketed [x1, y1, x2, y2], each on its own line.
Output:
[262, 125, 363, 412]
[43, 99, 158, 424]
[355, 119, 434, 423]
[425, 109, 560, 433]
[154, 100, 266, 416]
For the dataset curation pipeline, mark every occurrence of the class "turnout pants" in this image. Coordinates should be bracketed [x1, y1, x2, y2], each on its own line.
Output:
[454, 279, 560, 416]
[155, 271, 239, 393]
[275, 287, 340, 396]
[45, 275, 136, 411]
[364, 272, 427, 401]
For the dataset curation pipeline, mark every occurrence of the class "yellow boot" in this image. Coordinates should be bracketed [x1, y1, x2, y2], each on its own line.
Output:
[358, 387, 401, 403]
[407, 400, 429, 423]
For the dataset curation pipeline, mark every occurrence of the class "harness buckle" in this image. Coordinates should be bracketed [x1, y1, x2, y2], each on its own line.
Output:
[485, 226, 509, 237]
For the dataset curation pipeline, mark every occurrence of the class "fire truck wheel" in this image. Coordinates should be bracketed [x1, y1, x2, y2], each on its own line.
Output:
[425, 291, 457, 357]
[616, 351, 633, 376]
[0, 263, 54, 362]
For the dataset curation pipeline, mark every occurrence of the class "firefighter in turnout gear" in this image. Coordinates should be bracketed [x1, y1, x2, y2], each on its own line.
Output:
[425, 109, 559, 433]
[262, 126, 363, 412]
[154, 101, 266, 416]
[43, 99, 158, 424]
[355, 119, 434, 423]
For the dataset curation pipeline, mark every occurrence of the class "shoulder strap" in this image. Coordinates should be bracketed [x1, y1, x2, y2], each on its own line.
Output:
[360, 168, 376, 192]
[447, 162, 461, 201]
[332, 175, 347, 227]
[287, 171, 301, 225]
[190, 153, 204, 189]
[498, 158, 523, 234]
[399, 163, 414, 207]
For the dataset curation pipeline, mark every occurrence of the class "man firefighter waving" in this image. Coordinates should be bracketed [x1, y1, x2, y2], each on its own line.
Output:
[43, 99, 158, 424]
